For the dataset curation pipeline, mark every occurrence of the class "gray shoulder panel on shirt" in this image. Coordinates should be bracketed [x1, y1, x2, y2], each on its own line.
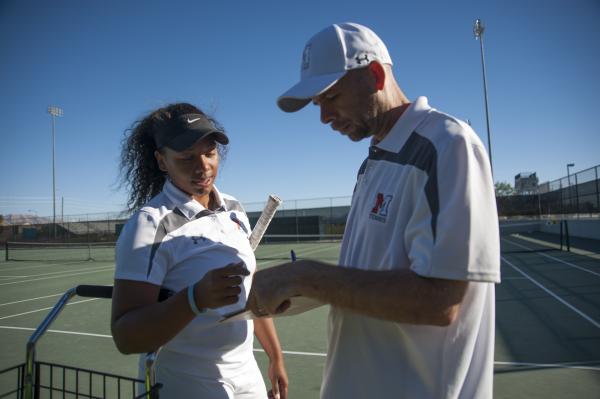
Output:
[146, 208, 212, 278]
[223, 197, 244, 213]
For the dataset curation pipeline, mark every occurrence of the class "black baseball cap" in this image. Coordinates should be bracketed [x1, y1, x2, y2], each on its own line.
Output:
[153, 113, 229, 151]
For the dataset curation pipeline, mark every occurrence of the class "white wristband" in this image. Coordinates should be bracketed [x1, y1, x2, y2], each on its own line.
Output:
[187, 284, 203, 316]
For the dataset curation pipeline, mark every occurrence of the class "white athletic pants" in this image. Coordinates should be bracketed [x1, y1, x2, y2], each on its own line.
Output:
[140, 354, 268, 399]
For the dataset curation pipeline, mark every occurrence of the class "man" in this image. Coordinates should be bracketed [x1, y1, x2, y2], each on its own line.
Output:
[248, 22, 500, 398]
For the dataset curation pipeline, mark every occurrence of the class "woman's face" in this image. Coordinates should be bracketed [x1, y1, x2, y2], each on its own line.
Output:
[155, 137, 219, 207]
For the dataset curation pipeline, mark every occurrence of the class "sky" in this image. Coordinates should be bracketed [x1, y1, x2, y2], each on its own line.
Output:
[1, 0, 599, 218]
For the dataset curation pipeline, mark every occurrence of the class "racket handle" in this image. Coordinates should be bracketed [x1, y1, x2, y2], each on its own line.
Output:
[249, 194, 282, 251]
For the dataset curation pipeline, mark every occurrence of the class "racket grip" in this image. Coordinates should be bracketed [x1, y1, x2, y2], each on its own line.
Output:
[249, 194, 282, 251]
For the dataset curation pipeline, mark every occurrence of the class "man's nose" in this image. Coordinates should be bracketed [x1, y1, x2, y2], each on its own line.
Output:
[320, 104, 336, 125]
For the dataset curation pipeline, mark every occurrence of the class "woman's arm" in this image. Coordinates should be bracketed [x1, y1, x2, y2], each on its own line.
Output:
[111, 279, 193, 353]
[111, 262, 249, 354]
[254, 318, 288, 399]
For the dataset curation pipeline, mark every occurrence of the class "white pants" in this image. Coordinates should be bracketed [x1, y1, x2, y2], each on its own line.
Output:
[144, 356, 267, 399]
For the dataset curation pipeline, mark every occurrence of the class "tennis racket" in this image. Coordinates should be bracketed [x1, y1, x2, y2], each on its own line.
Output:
[248, 194, 282, 251]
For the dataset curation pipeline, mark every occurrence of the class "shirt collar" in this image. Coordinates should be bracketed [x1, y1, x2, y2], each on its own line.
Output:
[373, 96, 433, 152]
[163, 179, 226, 220]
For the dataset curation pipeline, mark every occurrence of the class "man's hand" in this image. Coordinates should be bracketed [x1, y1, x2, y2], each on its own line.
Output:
[247, 263, 301, 316]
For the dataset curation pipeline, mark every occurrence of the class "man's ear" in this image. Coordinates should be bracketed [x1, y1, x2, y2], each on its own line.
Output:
[368, 62, 385, 91]
[154, 150, 168, 172]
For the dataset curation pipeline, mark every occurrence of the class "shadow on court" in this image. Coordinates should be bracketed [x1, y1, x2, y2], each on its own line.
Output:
[494, 232, 600, 398]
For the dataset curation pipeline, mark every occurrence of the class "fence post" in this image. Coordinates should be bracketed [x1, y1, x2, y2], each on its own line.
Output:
[295, 200, 299, 242]
[594, 166, 600, 216]
[559, 180, 564, 216]
[329, 197, 333, 233]
[574, 174, 580, 218]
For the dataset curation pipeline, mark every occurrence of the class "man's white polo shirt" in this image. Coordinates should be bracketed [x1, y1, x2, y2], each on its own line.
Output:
[321, 97, 500, 399]
[115, 180, 256, 376]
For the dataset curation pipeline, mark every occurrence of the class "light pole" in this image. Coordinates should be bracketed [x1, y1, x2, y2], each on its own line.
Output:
[47, 106, 63, 240]
[567, 163, 574, 180]
[473, 19, 493, 176]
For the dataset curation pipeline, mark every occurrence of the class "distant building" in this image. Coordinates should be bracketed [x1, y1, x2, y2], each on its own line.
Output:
[515, 172, 539, 194]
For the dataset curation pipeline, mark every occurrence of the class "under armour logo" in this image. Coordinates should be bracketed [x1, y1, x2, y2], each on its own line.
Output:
[191, 236, 206, 244]
[355, 54, 370, 64]
[302, 44, 312, 70]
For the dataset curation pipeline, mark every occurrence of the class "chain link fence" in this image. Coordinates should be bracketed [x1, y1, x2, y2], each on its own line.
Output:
[2, 165, 598, 245]
[497, 164, 600, 218]
[0, 197, 353, 244]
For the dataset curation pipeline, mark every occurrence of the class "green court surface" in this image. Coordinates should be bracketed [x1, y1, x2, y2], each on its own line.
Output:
[1, 234, 599, 398]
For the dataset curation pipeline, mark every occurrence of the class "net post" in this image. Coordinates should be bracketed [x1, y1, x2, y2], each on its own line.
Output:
[559, 220, 564, 251]
[87, 243, 93, 261]
[564, 220, 570, 252]
[4, 241, 8, 261]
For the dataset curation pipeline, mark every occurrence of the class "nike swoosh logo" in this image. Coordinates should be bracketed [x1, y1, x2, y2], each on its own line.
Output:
[186, 117, 201, 124]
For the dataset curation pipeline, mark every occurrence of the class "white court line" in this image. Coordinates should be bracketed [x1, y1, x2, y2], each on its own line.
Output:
[1, 325, 599, 371]
[503, 237, 600, 278]
[501, 256, 600, 329]
[0, 275, 29, 279]
[0, 261, 97, 272]
[494, 361, 600, 371]
[0, 325, 111, 338]
[0, 267, 114, 286]
[0, 293, 62, 307]
[0, 298, 99, 321]
[253, 348, 326, 357]
[0, 266, 115, 280]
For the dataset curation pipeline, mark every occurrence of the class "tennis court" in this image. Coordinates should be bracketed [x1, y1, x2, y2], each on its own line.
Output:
[1, 226, 599, 398]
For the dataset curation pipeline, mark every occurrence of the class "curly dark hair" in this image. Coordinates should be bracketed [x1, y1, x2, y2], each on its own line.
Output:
[119, 103, 228, 212]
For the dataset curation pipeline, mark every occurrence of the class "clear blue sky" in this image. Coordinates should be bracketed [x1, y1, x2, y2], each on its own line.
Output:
[1, 0, 599, 217]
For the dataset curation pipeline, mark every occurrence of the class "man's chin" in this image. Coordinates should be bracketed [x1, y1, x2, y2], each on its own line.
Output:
[345, 130, 371, 142]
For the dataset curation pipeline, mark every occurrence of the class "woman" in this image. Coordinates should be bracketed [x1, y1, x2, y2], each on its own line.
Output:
[112, 103, 288, 399]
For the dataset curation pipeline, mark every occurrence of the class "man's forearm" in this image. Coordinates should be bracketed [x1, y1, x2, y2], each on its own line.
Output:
[288, 261, 467, 325]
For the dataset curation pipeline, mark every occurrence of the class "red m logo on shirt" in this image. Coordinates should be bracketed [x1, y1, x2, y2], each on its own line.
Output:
[370, 193, 393, 221]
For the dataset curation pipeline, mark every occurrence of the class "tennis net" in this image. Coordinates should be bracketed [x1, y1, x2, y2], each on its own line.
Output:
[255, 234, 343, 262]
[5, 241, 116, 262]
[499, 220, 570, 253]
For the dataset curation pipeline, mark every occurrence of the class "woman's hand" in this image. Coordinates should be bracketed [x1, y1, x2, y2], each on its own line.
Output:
[267, 356, 288, 399]
[193, 262, 250, 310]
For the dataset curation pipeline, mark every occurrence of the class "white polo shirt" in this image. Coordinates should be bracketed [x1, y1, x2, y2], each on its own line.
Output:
[115, 180, 256, 377]
[322, 97, 500, 399]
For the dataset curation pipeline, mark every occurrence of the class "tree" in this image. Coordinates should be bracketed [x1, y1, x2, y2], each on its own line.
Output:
[495, 182, 514, 197]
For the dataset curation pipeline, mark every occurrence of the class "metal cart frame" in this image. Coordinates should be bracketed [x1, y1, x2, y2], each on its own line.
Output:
[0, 285, 162, 399]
